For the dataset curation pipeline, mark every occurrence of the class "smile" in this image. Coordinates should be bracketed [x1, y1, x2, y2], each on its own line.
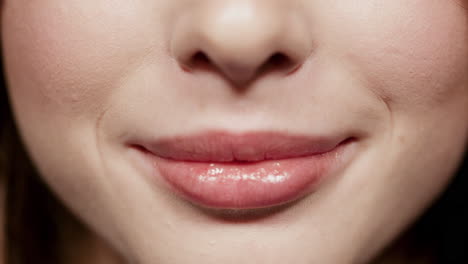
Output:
[132, 131, 358, 210]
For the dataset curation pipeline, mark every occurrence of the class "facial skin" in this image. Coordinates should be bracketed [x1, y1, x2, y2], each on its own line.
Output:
[2, 0, 468, 263]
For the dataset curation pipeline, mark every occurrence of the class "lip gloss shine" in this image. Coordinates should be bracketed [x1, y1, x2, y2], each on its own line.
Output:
[138, 131, 355, 209]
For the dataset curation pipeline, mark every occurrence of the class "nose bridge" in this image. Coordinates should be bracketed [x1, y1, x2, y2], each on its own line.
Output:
[170, 0, 312, 87]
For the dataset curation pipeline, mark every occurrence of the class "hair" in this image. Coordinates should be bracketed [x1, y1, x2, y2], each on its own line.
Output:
[0, 27, 467, 264]
[0, 64, 68, 263]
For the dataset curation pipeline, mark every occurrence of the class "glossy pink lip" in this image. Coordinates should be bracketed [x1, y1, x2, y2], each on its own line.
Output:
[136, 132, 355, 209]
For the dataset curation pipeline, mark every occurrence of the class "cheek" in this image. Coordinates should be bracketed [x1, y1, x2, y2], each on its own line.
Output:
[336, 1, 468, 180]
[2, 0, 164, 116]
[336, 0, 468, 110]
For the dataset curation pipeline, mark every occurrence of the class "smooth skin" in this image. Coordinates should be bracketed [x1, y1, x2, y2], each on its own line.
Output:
[2, 0, 468, 263]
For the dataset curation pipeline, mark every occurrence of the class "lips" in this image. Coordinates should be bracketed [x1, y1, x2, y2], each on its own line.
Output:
[134, 131, 356, 210]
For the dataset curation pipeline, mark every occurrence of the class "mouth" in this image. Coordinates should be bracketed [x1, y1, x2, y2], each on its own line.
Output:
[131, 131, 357, 211]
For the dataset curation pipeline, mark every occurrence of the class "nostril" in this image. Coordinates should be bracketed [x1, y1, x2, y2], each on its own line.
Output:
[258, 52, 296, 75]
[269, 53, 290, 67]
[187, 51, 212, 71]
[182, 50, 299, 84]
[193, 51, 211, 64]
[180, 51, 212, 72]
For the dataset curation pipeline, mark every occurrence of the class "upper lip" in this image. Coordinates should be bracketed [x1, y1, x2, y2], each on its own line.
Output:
[136, 131, 350, 162]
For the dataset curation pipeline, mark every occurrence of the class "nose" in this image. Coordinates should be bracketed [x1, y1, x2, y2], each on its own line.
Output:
[170, 0, 312, 87]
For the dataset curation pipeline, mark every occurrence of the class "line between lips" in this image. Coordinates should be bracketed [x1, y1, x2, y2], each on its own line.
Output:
[146, 140, 350, 209]
[131, 132, 355, 210]
[137, 131, 349, 163]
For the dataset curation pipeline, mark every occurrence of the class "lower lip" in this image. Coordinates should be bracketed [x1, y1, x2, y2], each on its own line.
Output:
[141, 140, 355, 209]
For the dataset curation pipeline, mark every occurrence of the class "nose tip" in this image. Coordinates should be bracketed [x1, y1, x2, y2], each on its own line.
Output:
[171, 1, 312, 87]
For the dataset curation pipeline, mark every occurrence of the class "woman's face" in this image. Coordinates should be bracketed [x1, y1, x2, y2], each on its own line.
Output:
[2, 0, 468, 263]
